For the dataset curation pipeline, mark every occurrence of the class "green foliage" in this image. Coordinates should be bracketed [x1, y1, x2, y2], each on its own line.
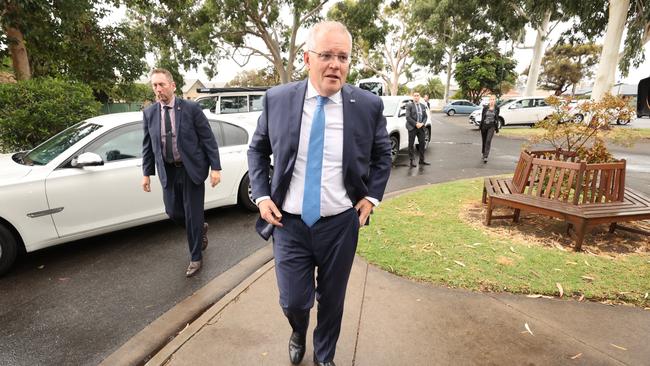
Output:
[412, 77, 445, 99]
[0, 77, 101, 152]
[108, 82, 155, 104]
[225, 67, 281, 87]
[0, 1, 147, 101]
[528, 94, 637, 163]
[538, 41, 601, 96]
[454, 41, 517, 104]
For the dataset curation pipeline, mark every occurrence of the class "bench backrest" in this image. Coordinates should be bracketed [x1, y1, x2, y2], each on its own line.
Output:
[522, 157, 626, 205]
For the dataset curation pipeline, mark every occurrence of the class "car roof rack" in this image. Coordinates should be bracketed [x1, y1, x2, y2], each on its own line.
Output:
[196, 86, 271, 93]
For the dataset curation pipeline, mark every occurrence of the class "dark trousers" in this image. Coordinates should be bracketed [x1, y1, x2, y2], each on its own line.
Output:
[162, 164, 205, 262]
[273, 208, 360, 363]
[408, 127, 426, 162]
[481, 127, 495, 158]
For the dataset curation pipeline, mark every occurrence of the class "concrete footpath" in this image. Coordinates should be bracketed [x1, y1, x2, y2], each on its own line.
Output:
[142, 257, 650, 366]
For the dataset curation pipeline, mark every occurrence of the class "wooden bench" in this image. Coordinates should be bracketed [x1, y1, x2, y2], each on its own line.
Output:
[483, 150, 650, 251]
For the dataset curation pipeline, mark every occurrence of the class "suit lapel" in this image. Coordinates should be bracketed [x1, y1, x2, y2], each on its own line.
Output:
[152, 102, 162, 145]
[286, 81, 308, 172]
[174, 97, 183, 149]
[341, 84, 355, 178]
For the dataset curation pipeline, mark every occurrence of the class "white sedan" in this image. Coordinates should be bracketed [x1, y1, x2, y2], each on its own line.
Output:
[381, 96, 432, 163]
[0, 110, 261, 275]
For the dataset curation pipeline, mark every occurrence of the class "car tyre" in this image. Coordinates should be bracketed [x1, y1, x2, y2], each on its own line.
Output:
[390, 135, 399, 163]
[0, 225, 18, 276]
[447, 109, 456, 116]
[238, 169, 274, 212]
[573, 113, 584, 123]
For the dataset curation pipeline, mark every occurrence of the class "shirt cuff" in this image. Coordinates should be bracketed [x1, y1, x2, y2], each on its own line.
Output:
[255, 196, 271, 206]
[365, 196, 380, 207]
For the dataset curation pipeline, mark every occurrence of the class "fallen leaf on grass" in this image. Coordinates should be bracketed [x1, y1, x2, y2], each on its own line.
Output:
[527, 294, 554, 299]
[454, 260, 466, 267]
[556, 283, 564, 297]
[610, 344, 627, 351]
[570, 353, 583, 360]
[434, 250, 442, 257]
[581, 276, 595, 282]
[509, 246, 516, 253]
[578, 295, 585, 302]
[445, 268, 452, 272]
[553, 268, 562, 272]
[644, 293, 648, 299]
[584, 260, 591, 267]
[410, 245, 416, 249]
[388, 265, 394, 272]
[566, 261, 578, 265]
[524, 322, 534, 336]
[530, 270, 542, 278]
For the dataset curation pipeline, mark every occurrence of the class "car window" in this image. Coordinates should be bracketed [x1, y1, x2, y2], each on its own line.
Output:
[381, 99, 399, 117]
[249, 95, 264, 112]
[84, 123, 143, 162]
[220, 121, 248, 146]
[536, 99, 548, 107]
[522, 99, 535, 108]
[220, 96, 248, 113]
[209, 121, 225, 147]
[25, 122, 102, 165]
[197, 97, 216, 110]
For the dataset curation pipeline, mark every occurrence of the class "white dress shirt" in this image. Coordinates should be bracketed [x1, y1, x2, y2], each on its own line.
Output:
[256, 81, 379, 215]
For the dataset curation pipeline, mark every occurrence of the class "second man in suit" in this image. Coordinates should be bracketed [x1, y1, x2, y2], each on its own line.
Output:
[141, 68, 222, 277]
[405, 92, 430, 167]
[247, 21, 392, 366]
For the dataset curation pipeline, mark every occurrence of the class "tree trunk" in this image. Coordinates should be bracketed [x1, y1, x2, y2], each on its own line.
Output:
[5, 24, 31, 80]
[444, 50, 453, 104]
[390, 67, 399, 96]
[591, 0, 629, 101]
[524, 10, 551, 97]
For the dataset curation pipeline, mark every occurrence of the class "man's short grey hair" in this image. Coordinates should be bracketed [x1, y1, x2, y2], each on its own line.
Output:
[304, 21, 352, 52]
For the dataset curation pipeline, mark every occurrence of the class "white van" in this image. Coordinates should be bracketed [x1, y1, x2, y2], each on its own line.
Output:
[195, 87, 269, 114]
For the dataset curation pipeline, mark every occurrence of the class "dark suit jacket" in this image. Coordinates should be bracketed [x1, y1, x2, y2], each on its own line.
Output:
[405, 101, 428, 131]
[247, 80, 392, 239]
[142, 97, 221, 188]
[479, 105, 501, 133]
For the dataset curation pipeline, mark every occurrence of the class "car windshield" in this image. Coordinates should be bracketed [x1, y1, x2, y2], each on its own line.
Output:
[24, 122, 101, 165]
[382, 99, 400, 117]
[497, 98, 514, 107]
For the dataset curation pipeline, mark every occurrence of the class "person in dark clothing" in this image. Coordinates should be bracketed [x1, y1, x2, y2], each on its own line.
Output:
[405, 92, 430, 167]
[479, 94, 499, 163]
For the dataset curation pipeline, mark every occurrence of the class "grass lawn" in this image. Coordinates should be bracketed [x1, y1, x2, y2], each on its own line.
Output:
[498, 127, 650, 140]
[358, 178, 650, 306]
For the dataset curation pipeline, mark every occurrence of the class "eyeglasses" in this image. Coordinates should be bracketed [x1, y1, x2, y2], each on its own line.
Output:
[308, 50, 351, 64]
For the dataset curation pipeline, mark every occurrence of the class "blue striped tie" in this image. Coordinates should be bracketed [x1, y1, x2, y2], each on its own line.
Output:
[302, 96, 327, 227]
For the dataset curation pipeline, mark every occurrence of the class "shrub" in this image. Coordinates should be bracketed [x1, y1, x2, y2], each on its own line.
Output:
[0, 77, 101, 152]
[526, 94, 637, 163]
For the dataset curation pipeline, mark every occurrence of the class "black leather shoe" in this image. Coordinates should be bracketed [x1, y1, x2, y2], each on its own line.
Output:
[409, 161, 417, 167]
[201, 222, 208, 251]
[313, 356, 336, 366]
[289, 332, 305, 365]
[419, 161, 431, 165]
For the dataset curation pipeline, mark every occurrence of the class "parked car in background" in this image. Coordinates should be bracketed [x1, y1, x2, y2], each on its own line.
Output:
[381, 96, 432, 163]
[443, 100, 481, 116]
[195, 87, 268, 114]
[469, 97, 554, 127]
[0, 110, 262, 276]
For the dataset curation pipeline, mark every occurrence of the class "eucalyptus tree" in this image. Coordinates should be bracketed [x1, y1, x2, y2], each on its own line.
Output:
[129, 0, 328, 84]
[329, 0, 418, 96]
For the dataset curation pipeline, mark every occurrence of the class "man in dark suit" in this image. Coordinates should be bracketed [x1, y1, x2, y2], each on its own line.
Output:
[405, 92, 430, 167]
[141, 68, 222, 277]
[247, 21, 391, 366]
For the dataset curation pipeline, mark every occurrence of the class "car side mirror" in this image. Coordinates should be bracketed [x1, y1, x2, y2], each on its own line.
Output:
[71, 152, 104, 168]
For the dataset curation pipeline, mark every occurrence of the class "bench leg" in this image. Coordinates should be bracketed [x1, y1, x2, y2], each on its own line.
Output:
[566, 223, 572, 235]
[485, 199, 494, 226]
[573, 219, 587, 252]
[609, 223, 617, 233]
[513, 209, 521, 223]
[482, 186, 487, 204]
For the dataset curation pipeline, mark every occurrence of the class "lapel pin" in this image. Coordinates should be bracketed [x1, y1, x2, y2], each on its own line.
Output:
[350, 99, 356, 103]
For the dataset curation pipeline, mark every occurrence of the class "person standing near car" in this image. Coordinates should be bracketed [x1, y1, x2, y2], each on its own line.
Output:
[247, 21, 391, 366]
[141, 68, 222, 277]
[479, 94, 500, 163]
[405, 92, 430, 167]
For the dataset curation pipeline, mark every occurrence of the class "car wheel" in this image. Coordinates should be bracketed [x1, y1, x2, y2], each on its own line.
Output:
[238, 168, 274, 212]
[573, 113, 584, 123]
[390, 135, 399, 163]
[447, 109, 456, 116]
[0, 225, 18, 276]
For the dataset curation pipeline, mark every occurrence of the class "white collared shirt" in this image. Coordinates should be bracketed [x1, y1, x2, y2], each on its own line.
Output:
[281, 81, 352, 216]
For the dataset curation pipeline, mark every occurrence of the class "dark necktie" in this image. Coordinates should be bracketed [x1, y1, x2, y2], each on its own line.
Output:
[164, 106, 173, 162]
[302, 96, 327, 227]
[416, 103, 421, 122]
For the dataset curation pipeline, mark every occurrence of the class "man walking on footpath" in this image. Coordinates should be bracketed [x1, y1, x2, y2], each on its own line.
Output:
[247, 21, 392, 366]
[141, 68, 222, 277]
[405, 91, 430, 167]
